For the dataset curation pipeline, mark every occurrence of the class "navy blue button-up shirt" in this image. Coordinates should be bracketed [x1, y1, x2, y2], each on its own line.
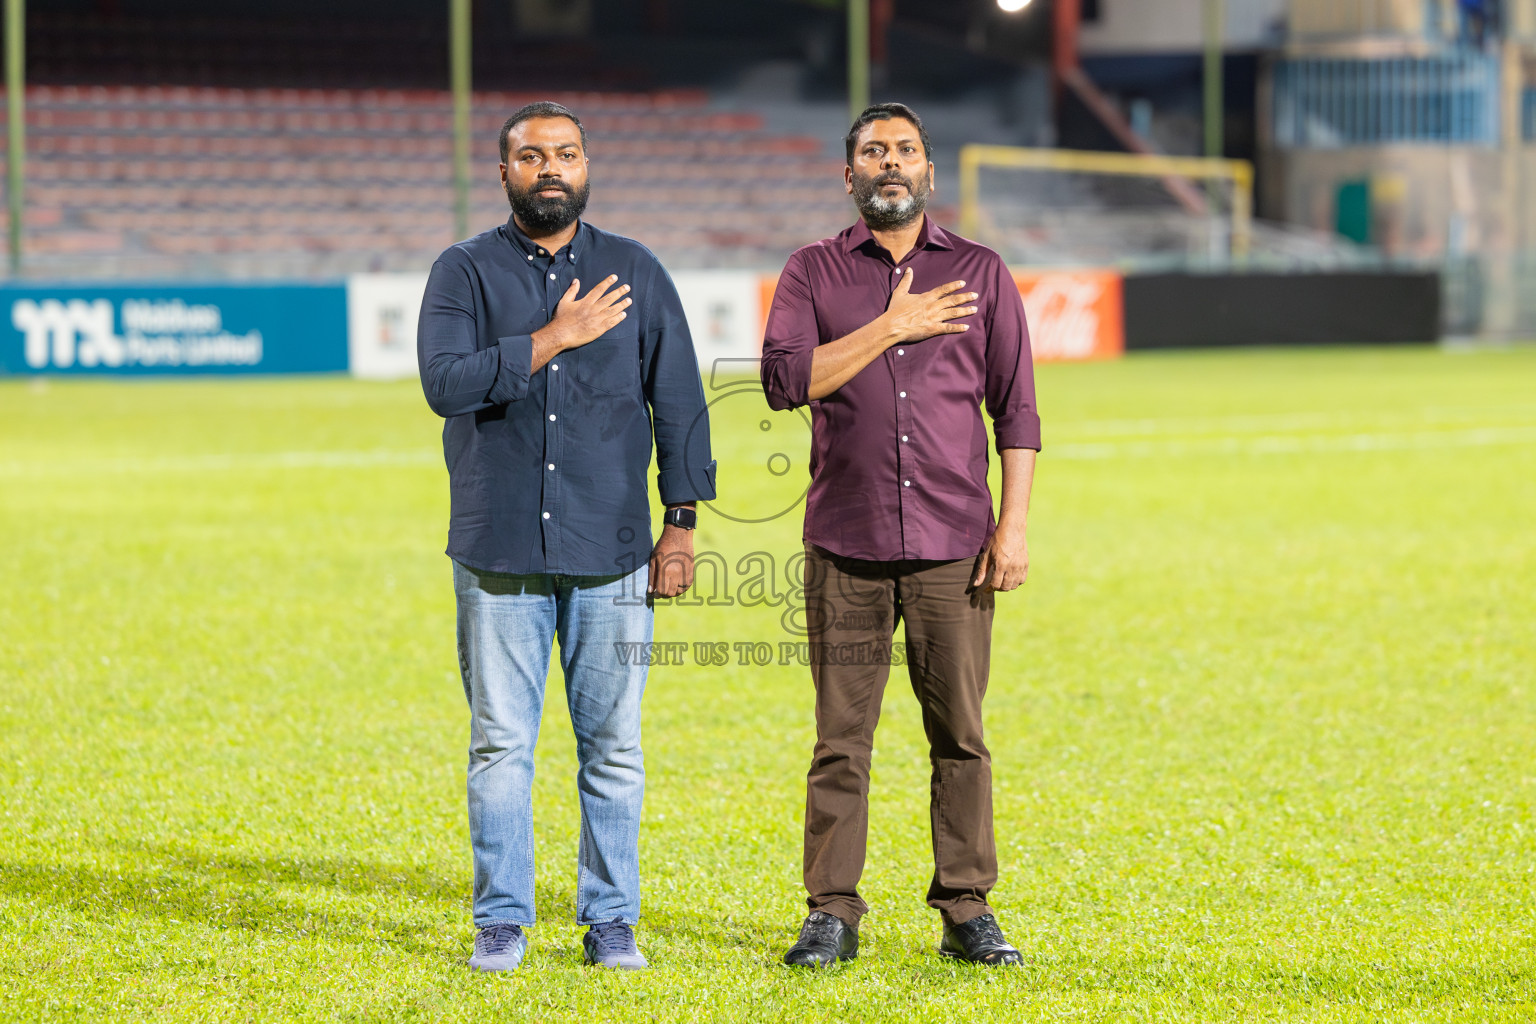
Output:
[418, 216, 717, 575]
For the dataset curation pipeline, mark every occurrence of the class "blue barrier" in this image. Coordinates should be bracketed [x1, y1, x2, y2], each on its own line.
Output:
[0, 282, 348, 376]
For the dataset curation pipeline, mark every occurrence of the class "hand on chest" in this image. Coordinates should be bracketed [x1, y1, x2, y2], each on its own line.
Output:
[488, 267, 643, 395]
[817, 264, 984, 350]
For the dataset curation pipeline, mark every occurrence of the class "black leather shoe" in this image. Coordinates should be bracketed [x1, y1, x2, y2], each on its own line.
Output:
[783, 911, 858, 967]
[938, 914, 1023, 965]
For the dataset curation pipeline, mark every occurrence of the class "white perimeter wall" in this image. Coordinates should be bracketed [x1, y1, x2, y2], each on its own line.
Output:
[346, 273, 429, 381]
[346, 270, 767, 382]
[346, 268, 1114, 380]
[349, 271, 771, 381]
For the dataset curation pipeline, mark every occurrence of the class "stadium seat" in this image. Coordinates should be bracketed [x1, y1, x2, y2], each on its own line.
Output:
[12, 83, 849, 277]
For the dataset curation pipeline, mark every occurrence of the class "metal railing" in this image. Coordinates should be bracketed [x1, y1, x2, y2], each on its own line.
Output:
[1273, 53, 1502, 146]
[1522, 87, 1536, 139]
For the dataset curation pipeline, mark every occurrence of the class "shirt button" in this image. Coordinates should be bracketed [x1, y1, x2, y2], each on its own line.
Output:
[897, 348, 905, 355]
[549, 414, 556, 421]
[548, 273, 556, 280]
[547, 463, 555, 470]
[901, 435, 909, 442]
[903, 480, 911, 487]
[542, 511, 551, 519]
[551, 363, 559, 371]
[526, 254, 533, 261]
[899, 391, 907, 398]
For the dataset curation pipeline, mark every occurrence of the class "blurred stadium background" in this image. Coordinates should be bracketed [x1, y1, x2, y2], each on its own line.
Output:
[4, 0, 1536, 376]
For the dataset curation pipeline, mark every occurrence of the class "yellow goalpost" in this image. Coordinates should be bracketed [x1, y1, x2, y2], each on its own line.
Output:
[957, 144, 1256, 260]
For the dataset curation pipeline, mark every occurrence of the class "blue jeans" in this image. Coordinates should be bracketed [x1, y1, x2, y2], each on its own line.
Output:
[453, 561, 652, 927]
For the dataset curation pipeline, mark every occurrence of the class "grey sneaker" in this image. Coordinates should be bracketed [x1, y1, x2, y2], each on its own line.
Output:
[469, 923, 528, 971]
[583, 919, 648, 969]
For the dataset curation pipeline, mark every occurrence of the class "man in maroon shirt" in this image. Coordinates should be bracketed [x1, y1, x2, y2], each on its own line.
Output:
[761, 103, 1040, 968]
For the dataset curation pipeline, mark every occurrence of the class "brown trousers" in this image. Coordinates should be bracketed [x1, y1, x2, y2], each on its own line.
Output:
[800, 544, 997, 928]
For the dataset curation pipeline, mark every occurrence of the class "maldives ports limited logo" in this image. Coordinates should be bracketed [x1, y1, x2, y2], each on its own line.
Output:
[12, 297, 263, 370]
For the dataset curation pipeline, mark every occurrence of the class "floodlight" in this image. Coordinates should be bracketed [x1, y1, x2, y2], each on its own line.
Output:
[997, 0, 1034, 11]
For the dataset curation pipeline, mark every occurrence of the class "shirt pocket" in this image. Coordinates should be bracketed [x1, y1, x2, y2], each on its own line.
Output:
[570, 321, 642, 396]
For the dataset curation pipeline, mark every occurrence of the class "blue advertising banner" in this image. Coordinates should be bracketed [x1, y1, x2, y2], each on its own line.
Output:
[0, 282, 348, 376]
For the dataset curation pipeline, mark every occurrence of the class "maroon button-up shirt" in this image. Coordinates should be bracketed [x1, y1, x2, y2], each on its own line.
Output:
[761, 217, 1041, 562]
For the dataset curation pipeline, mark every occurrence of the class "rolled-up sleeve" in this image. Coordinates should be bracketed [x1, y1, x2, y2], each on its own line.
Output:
[641, 261, 717, 504]
[417, 256, 533, 417]
[759, 251, 817, 411]
[984, 257, 1043, 452]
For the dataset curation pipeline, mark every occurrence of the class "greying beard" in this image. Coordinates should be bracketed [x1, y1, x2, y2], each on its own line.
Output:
[851, 171, 930, 231]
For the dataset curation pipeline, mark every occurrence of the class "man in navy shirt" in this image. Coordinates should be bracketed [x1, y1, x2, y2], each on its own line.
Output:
[418, 101, 716, 972]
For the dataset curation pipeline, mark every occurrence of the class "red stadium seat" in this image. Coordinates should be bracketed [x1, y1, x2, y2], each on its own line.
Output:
[13, 82, 841, 275]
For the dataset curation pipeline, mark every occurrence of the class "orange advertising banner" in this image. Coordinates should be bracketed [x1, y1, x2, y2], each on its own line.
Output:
[1012, 269, 1124, 362]
[757, 268, 1124, 363]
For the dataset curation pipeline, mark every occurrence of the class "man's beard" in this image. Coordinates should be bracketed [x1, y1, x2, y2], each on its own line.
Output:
[506, 176, 591, 234]
[850, 169, 930, 230]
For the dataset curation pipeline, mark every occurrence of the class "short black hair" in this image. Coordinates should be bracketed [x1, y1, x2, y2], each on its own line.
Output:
[499, 101, 588, 164]
[844, 102, 932, 165]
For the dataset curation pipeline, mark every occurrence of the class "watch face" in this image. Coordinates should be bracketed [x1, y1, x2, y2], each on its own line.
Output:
[668, 508, 697, 529]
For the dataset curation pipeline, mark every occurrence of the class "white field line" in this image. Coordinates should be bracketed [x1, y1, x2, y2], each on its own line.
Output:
[1051, 425, 1536, 460]
[2, 423, 1535, 477]
[0, 448, 443, 476]
[1062, 403, 1536, 438]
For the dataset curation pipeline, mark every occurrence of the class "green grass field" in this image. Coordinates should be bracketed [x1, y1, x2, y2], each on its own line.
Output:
[1, 346, 1533, 1022]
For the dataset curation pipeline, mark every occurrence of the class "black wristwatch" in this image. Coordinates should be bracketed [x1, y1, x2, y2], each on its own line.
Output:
[663, 506, 697, 530]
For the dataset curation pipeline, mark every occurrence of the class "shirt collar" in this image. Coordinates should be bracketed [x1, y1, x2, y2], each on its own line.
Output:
[842, 214, 955, 256]
[505, 215, 587, 262]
